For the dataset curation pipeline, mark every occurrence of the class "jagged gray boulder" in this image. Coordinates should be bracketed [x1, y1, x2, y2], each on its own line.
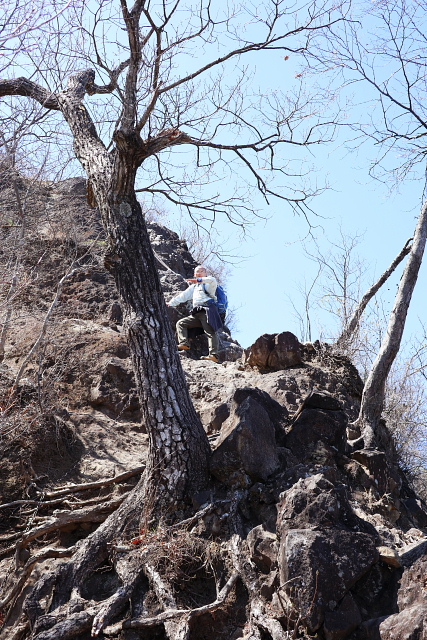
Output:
[351, 449, 400, 497]
[210, 395, 280, 486]
[277, 474, 379, 635]
[324, 593, 362, 640]
[286, 406, 348, 460]
[247, 525, 278, 573]
[279, 528, 378, 632]
[376, 553, 427, 639]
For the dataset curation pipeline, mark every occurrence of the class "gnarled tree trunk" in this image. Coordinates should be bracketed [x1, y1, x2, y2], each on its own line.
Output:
[57, 73, 210, 521]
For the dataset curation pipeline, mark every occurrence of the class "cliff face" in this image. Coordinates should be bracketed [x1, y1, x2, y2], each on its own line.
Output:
[1, 179, 427, 640]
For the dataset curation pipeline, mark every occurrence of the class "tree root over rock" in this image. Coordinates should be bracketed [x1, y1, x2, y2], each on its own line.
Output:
[14, 495, 126, 570]
[0, 486, 293, 640]
[124, 570, 239, 637]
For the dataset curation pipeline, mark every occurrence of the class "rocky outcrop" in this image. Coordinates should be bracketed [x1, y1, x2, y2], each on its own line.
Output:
[210, 393, 281, 486]
[371, 553, 427, 640]
[277, 475, 379, 634]
[243, 331, 303, 370]
[2, 177, 427, 640]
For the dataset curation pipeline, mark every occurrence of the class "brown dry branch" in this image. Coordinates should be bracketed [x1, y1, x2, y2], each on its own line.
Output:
[168, 502, 217, 531]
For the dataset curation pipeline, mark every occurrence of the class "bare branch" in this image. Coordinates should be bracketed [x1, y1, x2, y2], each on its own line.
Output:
[0, 78, 59, 109]
[336, 238, 413, 348]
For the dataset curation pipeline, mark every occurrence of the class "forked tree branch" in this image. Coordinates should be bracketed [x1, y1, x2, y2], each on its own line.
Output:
[336, 237, 413, 348]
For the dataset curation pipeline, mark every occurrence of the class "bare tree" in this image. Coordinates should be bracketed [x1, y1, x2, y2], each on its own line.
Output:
[0, 0, 75, 72]
[0, 1, 350, 637]
[353, 200, 427, 446]
[1, 0, 347, 516]
[289, 228, 368, 345]
[307, 0, 427, 447]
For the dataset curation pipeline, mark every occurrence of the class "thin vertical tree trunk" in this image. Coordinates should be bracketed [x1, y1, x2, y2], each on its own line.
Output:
[353, 199, 427, 448]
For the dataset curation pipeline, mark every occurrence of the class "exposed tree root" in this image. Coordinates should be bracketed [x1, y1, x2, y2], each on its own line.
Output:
[91, 547, 151, 637]
[0, 533, 23, 543]
[1, 486, 290, 640]
[145, 559, 177, 610]
[168, 502, 217, 531]
[1, 498, 81, 512]
[125, 570, 239, 628]
[3, 622, 30, 640]
[41, 465, 145, 500]
[32, 608, 96, 640]
[17, 481, 144, 633]
[227, 495, 288, 640]
[14, 495, 125, 569]
[0, 494, 121, 514]
[1, 547, 75, 611]
[0, 544, 17, 560]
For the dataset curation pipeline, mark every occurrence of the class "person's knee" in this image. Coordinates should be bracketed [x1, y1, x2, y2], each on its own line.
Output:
[177, 317, 189, 329]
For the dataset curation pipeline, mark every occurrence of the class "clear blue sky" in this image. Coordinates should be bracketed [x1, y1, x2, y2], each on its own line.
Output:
[165, 44, 427, 350]
[223, 148, 425, 348]
[216, 7, 427, 350]
[9, 0, 425, 353]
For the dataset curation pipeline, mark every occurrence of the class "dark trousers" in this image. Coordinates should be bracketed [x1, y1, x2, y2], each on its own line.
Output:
[177, 311, 219, 355]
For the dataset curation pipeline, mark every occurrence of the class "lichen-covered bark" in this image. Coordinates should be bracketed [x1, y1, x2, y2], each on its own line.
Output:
[98, 188, 211, 516]
[55, 75, 210, 520]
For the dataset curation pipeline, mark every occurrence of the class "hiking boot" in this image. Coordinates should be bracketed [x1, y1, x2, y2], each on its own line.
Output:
[178, 343, 190, 351]
[200, 355, 219, 363]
